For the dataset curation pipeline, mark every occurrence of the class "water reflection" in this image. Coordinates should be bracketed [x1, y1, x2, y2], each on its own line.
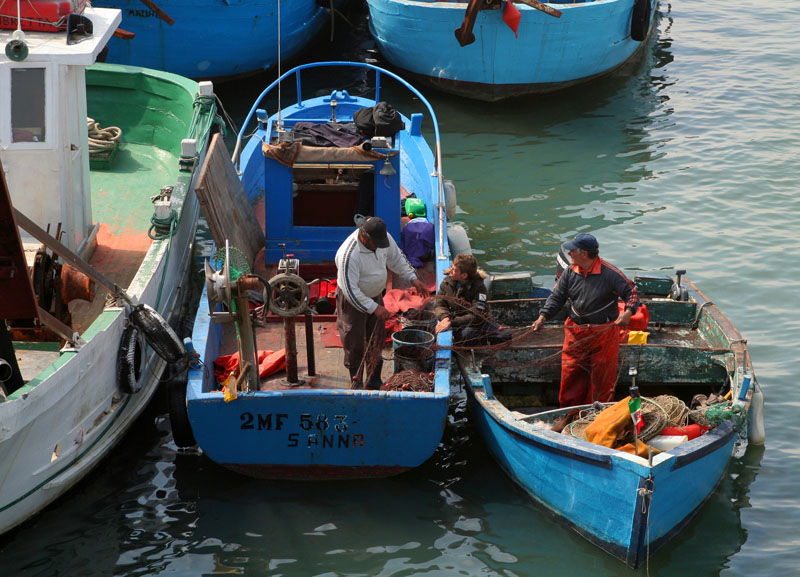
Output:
[0, 389, 763, 577]
[424, 20, 676, 274]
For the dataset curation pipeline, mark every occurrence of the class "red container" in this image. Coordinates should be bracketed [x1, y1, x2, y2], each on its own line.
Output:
[0, 0, 86, 33]
[661, 424, 709, 440]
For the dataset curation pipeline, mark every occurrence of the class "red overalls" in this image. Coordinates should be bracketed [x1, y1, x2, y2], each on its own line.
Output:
[559, 318, 620, 406]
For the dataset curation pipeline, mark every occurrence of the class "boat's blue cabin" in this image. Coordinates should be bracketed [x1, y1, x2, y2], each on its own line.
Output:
[238, 89, 435, 267]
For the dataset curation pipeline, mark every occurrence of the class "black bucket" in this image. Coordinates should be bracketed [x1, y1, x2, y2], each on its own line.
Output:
[393, 345, 434, 374]
[391, 328, 434, 350]
[399, 308, 437, 332]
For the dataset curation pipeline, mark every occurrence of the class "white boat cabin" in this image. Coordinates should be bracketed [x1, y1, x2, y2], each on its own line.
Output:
[0, 8, 119, 253]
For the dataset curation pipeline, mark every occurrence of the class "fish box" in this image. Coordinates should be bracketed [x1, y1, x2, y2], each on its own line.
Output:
[0, 0, 86, 33]
[487, 272, 534, 300]
[634, 274, 673, 297]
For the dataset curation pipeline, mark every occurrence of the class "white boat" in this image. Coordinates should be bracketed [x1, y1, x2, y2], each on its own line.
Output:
[0, 6, 220, 534]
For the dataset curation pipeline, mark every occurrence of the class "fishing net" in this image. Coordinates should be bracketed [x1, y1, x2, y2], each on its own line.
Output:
[651, 394, 689, 427]
[562, 405, 606, 440]
[637, 397, 670, 441]
[561, 397, 670, 442]
[212, 245, 251, 281]
[689, 401, 747, 435]
[381, 369, 434, 393]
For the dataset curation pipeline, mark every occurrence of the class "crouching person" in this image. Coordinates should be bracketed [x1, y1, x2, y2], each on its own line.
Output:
[434, 254, 509, 346]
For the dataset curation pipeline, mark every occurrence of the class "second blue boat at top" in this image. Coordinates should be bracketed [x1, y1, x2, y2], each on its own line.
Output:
[366, 0, 658, 101]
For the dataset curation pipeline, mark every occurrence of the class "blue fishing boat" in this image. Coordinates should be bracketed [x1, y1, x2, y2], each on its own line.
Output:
[366, 0, 658, 101]
[91, 0, 336, 79]
[456, 270, 765, 567]
[174, 61, 455, 479]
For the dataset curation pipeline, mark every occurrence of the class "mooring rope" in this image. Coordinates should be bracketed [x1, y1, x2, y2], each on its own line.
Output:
[87, 117, 122, 156]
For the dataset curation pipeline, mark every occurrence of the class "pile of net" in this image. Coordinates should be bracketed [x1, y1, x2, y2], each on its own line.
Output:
[562, 395, 689, 443]
[380, 370, 434, 392]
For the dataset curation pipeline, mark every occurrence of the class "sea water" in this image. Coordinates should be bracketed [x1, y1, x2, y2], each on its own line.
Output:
[1, 2, 798, 576]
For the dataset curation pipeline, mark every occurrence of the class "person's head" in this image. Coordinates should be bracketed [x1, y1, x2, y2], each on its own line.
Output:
[562, 233, 599, 266]
[446, 253, 478, 282]
[358, 216, 390, 251]
[404, 198, 427, 219]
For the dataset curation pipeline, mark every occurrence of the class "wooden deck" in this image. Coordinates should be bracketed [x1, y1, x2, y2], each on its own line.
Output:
[218, 316, 398, 392]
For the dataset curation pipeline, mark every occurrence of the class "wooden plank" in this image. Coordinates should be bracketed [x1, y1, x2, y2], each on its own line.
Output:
[195, 133, 264, 266]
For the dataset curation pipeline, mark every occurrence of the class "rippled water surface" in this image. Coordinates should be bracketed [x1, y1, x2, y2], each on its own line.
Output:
[2, 2, 798, 575]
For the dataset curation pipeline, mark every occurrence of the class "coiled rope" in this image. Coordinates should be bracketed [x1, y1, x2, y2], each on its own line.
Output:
[87, 117, 121, 159]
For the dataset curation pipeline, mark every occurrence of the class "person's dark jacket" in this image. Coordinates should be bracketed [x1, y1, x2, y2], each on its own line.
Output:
[540, 258, 639, 324]
[434, 276, 489, 328]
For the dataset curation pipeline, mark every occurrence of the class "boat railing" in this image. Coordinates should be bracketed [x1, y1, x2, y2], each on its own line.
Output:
[231, 61, 448, 260]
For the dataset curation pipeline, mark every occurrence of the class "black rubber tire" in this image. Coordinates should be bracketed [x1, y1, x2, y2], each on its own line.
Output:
[117, 324, 144, 394]
[128, 303, 185, 363]
[167, 368, 196, 448]
[630, 0, 652, 42]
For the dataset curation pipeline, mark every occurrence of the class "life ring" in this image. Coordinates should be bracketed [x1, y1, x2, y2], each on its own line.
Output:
[630, 0, 652, 42]
[444, 179, 457, 220]
[447, 223, 472, 257]
[127, 303, 185, 363]
[117, 324, 144, 394]
[167, 367, 196, 448]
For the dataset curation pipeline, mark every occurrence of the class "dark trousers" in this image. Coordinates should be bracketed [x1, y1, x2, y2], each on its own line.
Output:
[336, 290, 384, 388]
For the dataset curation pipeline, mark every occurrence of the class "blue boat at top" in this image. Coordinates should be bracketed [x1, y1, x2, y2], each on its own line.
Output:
[173, 62, 455, 479]
[366, 0, 658, 101]
[92, 0, 335, 79]
[456, 270, 765, 567]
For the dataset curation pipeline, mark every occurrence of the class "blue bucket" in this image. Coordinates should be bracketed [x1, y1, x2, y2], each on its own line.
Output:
[391, 328, 434, 351]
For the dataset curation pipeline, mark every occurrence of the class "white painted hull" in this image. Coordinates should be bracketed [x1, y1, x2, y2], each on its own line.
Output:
[0, 193, 198, 534]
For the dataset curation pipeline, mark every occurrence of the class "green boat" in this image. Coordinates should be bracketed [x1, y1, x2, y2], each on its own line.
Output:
[0, 7, 221, 535]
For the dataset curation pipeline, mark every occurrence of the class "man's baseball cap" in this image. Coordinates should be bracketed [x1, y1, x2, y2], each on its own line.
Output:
[360, 216, 390, 248]
[562, 233, 599, 252]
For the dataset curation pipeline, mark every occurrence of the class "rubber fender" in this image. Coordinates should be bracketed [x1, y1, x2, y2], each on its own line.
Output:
[444, 179, 457, 220]
[748, 384, 766, 445]
[630, 0, 652, 42]
[167, 367, 196, 448]
[117, 324, 144, 394]
[127, 303, 185, 363]
[447, 223, 472, 258]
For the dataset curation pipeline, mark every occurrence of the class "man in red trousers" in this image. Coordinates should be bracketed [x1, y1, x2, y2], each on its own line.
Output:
[531, 233, 639, 407]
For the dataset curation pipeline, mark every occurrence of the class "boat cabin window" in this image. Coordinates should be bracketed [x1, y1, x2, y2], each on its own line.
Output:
[292, 166, 374, 227]
[11, 68, 46, 143]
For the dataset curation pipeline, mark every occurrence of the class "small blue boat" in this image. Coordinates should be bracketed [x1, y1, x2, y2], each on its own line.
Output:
[92, 0, 334, 79]
[175, 62, 455, 479]
[366, 0, 658, 101]
[457, 272, 765, 567]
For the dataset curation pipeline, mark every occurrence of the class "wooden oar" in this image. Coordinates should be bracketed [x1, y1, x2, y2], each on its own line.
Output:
[515, 0, 562, 18]
[139, 0, 175, 26]
[113, 27, 136, 40]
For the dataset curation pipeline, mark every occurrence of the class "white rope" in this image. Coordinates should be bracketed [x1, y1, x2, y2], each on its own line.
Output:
[86, 117, 122, 154]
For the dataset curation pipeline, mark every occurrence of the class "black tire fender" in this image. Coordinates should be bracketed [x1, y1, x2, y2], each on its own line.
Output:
[630, 0, 652, 42]
[167, 367, 196, 448]
[127, 303, 186, 363]
[117, 324, 144, 394]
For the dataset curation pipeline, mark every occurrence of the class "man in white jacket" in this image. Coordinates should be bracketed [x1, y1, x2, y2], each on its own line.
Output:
[335, 216, 429, 388]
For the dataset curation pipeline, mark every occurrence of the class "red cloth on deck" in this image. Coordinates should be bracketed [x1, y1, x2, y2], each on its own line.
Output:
[213, 349, 286, 384]
[382, 288, 429, 344]
[383, 288, 427, 314]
